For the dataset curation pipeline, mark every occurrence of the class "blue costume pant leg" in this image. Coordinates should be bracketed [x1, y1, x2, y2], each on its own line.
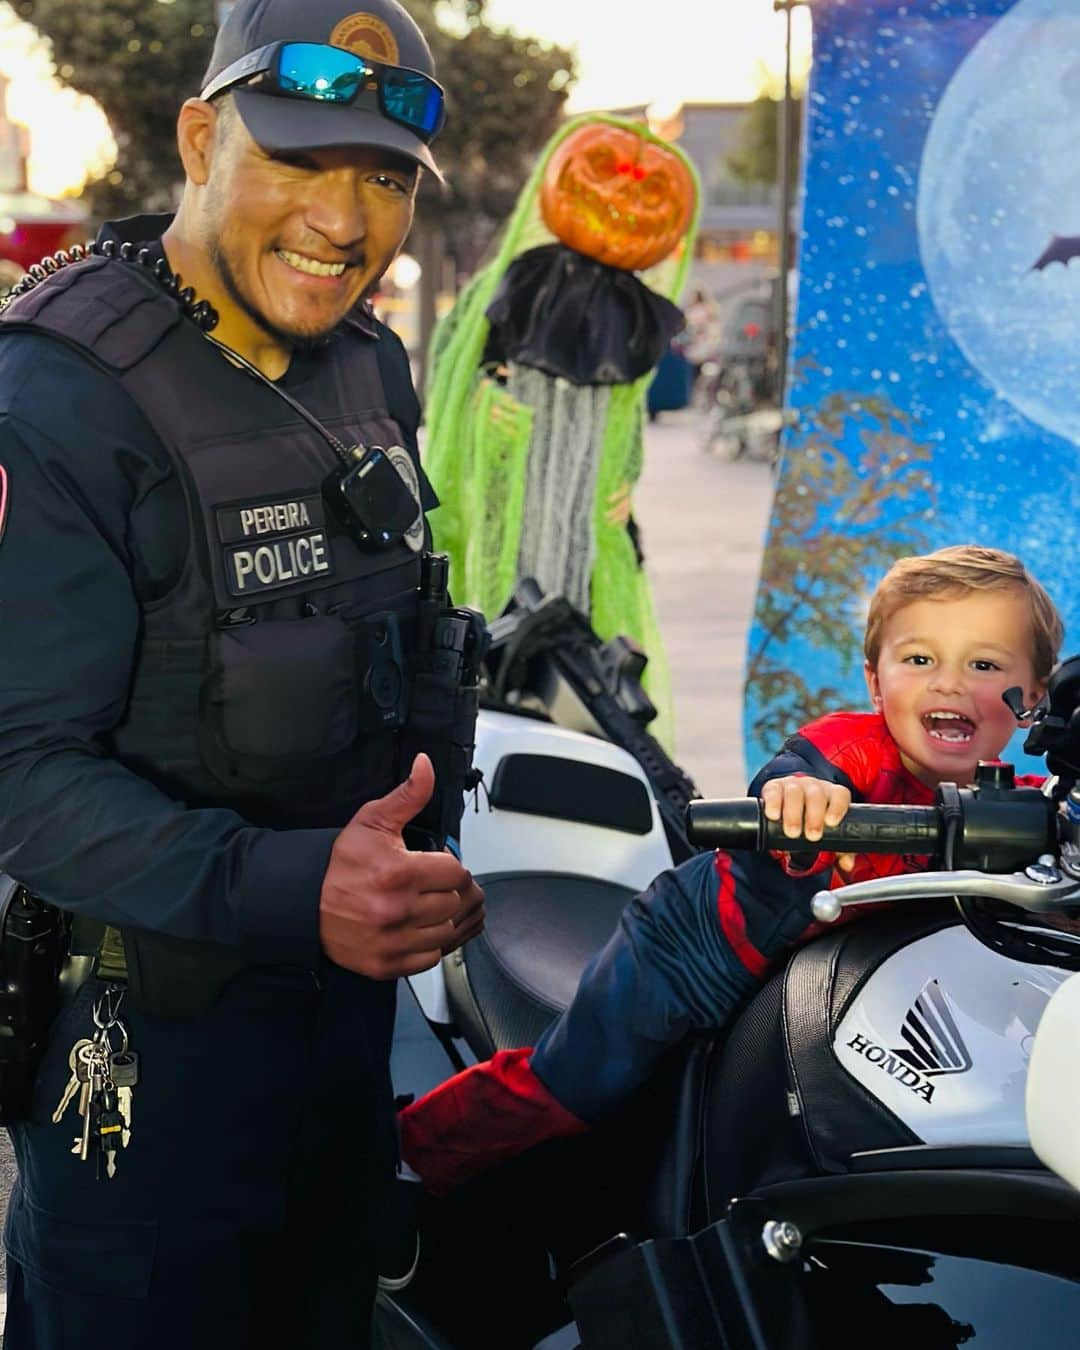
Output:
[529, 851, 761, 1122]
[4, 964, 396, 1350]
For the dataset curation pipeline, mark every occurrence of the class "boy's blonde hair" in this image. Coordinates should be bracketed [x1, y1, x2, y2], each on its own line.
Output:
[864, 545, 1063, 682]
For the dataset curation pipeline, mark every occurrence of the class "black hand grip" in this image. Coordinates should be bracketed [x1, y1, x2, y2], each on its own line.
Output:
[685, 799, 763, 849]
[762, 803, 942, 854]
[687, 798, 943, 854]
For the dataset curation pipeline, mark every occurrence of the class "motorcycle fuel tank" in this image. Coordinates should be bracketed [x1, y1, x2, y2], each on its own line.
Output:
[833, 925, 1069, 1146]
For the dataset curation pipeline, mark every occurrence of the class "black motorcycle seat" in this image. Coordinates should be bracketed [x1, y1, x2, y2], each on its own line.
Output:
[442, 871, 635, 1060]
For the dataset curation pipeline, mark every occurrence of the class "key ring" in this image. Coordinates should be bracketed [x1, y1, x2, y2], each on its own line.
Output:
[92, 984, 126, 1031]
[100, 1021, 129, 1058]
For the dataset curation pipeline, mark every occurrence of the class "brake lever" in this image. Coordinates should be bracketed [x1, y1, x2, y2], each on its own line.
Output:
[811, 866, 1080, 923]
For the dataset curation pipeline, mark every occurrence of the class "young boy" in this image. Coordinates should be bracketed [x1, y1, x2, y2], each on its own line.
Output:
[399, 545, 1063, 1195]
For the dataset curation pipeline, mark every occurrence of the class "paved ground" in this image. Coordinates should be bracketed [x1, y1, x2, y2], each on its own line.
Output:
[0, 405, 776, 1335]
[635, 407, 776, 795]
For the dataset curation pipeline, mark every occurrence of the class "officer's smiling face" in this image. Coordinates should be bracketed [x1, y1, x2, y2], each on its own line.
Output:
[200, 100, 418, 351]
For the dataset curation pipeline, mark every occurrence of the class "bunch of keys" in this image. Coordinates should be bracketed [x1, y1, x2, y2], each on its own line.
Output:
[51, 985, 138, 1180]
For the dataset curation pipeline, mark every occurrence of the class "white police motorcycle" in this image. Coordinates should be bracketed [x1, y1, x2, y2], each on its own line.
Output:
[379, 609, 1080, 1348]
[397, 579, 698, 1085]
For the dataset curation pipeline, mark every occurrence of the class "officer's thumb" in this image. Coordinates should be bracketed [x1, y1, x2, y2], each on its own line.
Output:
[355, 754, 435, 836]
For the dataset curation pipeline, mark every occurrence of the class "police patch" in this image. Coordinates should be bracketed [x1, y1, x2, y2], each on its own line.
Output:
[386, 445, 424, 553]
[215, 490, 334, 598]
[0, 464, 7, 546]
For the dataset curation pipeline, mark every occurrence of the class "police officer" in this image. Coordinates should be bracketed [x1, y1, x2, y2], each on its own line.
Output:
[0, 1, 484, 1345]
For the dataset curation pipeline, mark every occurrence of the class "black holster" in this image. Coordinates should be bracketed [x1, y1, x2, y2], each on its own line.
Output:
[399, 555, 488, 849]
[0, 875, 72, 1123]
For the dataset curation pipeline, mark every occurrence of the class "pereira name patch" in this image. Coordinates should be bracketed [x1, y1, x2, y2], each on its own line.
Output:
[216, 492, 333, 597]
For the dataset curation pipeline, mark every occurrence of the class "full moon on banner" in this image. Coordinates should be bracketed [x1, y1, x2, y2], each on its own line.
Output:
[919, 0, 1080, 448]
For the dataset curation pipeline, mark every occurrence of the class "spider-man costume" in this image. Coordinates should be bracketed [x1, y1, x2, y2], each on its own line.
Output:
[399, 712, 1036, 1194]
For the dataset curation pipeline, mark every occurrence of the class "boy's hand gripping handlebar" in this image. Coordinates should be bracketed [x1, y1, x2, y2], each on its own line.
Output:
[685, 787, 1078, 924]
[685, 798, 945, 857]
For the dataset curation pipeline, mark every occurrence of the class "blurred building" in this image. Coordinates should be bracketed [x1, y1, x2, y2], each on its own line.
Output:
[608, 100, 793, 308]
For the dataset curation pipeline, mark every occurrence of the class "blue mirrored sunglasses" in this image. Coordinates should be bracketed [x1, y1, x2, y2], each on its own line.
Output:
[202, 41, 445, 143]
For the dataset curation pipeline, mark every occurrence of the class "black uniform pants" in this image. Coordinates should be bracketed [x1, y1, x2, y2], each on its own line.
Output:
[4, 962, 397, 1350]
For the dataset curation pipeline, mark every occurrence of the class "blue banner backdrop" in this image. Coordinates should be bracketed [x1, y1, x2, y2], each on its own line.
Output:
[745, 0, 1080, 776]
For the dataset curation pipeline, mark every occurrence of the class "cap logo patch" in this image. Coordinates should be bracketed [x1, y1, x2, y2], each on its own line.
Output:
[329, 13, 400, 65]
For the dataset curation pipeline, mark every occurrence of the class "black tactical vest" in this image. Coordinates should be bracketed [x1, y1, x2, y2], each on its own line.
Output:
[0, 253, 432, 1012]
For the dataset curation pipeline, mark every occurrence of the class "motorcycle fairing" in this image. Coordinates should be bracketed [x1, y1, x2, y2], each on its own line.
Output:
[833, 924, 1069, 1147]
[459, 710, 674, 888]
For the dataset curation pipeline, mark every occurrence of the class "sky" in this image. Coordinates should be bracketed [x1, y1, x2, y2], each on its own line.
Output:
[482, 0, 812, 111]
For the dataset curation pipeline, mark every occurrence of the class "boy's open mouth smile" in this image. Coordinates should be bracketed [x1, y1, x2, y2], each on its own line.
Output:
[921, 709, 976, 744]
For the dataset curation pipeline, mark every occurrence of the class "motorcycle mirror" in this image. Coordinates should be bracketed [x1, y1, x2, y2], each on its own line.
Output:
[1022, 654, 1080, 784]
[1025, 970, 1080, 1191]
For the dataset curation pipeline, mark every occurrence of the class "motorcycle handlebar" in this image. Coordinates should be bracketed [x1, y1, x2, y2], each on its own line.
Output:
[686, 789, 1056, 875]
[685, 798, 942, 854]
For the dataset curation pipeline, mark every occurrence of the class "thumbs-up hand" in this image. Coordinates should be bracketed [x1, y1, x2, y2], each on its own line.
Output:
[319, 754, 483, 979]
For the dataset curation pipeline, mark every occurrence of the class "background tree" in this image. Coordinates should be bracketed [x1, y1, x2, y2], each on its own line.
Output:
[727, 91, 804, 193]
[745, 386, 937, 755]
[17, 0, 217, 219]
[726, 56, 806, 196]
[409, 1, 574, 275]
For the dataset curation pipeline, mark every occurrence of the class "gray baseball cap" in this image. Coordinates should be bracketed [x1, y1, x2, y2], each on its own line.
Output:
[202, 0, 443, 177]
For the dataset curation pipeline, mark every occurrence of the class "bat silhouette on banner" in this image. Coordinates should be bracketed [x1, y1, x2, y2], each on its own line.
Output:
[1032, 235, 1080, 270]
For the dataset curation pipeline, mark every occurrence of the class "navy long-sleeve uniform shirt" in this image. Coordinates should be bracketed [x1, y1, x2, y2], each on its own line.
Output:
[0, 327, 414, 968]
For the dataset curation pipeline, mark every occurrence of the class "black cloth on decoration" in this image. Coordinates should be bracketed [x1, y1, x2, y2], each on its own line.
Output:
[483, 243, 685, 386]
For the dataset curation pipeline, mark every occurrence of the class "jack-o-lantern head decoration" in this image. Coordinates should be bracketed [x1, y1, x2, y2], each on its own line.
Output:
[539, 120, 696, 272]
